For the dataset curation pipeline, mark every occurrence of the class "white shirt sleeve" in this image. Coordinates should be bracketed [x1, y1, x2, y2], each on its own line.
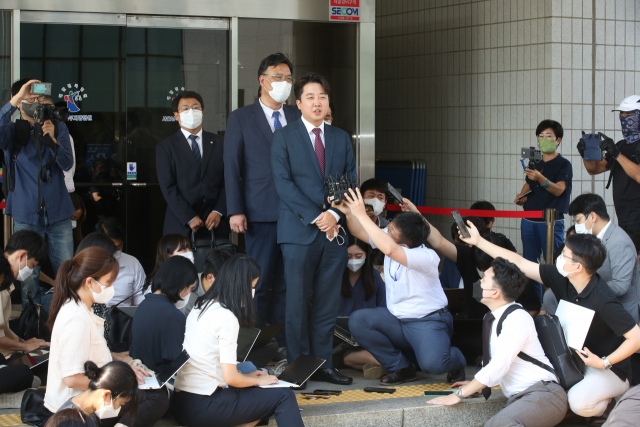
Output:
[311, 210, 340, 224]
[57, 315, 93, 378]
[132, 260, 147, 306]
[405, 247, 437, 275]
[218, 315, 239, 365]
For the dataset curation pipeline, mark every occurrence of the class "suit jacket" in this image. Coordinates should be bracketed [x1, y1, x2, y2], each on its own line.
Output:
[224, 101, 301, 223]
[271, 119, 357, 245]
[156, 130, 229, 236]
[598, 222, 640, 322]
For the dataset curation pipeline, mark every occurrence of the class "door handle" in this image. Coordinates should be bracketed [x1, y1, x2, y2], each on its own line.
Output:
[129, 183, 147, 187]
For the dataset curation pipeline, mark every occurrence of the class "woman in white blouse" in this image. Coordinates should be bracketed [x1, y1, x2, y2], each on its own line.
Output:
[43, 246, 164, 427]
[171, 254, 304, 427]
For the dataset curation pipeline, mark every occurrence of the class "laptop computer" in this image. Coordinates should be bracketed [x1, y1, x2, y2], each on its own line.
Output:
[254, 324, 284, 349]
[30, 352, 49, 369]
[139, 350, 190, 390]
[259, 354, 325, 388]
[334, 317, 358, 347]
[237, 328, 261, 362]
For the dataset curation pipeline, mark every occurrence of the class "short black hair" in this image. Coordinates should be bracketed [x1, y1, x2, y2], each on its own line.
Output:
[257, 53, 294, 80]
[392, 212, 429, 248]
[568, 193, 610, 221]
[294, 72, 330, 101]
[535, 119, 564, 140]
[469, 201, 495, 227]
[490, 257, 528, 302]
[202, 248, 234, 279]
[329, 102, 336, 116]
[95, 217, 124, 241]
[474, 233, 516, 271]
[75, 232, 117, 256]
[151, 256, 198, 304]
[564, 234, 606, 275]
[171, 91, 204, 113]
[5, 230, 47, 263]
[11, 77, 35, 97]
[360, 179, 388, 198]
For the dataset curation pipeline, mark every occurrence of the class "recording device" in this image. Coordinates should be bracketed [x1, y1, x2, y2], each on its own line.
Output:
[424, 390, 455, 396]
[521, 146, 543, 169]
[31, 82, 51, 96]
[387, 182, 404, 206]
[452, 210, 470, 239]
[579, 132, 604, 161]
[364, 387, 396, 394]
[325, 173, 358, 204]
[313, 390, 342, 395]
[32, 104, 70, 123]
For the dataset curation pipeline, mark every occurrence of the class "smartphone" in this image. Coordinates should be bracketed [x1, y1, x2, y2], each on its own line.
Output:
[364, 387, 396, 394]
[424, 390, 455, 396]
[31, 82, 51, 96]
[452, 210, 470, 239]
[365, 204, 374, 212]
[387, 183, 404, 206]
[572, 348, 588, 357]
[516, 190, 533, 201]
[313, 389, 342, 395]
[301, 393, 330, 399]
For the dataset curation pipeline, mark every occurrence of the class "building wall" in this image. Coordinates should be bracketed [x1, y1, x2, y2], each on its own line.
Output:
[375, 0, 640, 252]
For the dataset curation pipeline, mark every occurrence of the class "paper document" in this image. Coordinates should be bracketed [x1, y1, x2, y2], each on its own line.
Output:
[259, 380, 298, 389]
[555, 300, 595, 350]
[139, 376, 160, 390]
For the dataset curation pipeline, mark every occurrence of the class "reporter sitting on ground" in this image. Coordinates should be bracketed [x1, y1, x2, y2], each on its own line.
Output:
[334, 189, 466, 386]
[171, 254, 303, 427]
[337, 235, 386, 379]
[143, 234, 193, 299]
[459, 221, 640, 420]
[57, 361, 139, 427]
[43, 247, 155, 427]
[130, 256, 197, 374]
[44, 408, 88, 427]
[426, 258, 567, 427]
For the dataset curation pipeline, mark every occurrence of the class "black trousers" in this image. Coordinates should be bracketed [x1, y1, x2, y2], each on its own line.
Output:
[0, 364, 33, 394]
[98, 388, 170, 427]
[620, 223, 640, 235]
[171, 387, 303, 427]
[245, 221, 287, 347]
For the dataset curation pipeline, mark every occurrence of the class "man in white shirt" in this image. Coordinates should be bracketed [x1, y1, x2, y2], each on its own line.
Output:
[426, 257, 567, 427]
[338, 190, 466, 385]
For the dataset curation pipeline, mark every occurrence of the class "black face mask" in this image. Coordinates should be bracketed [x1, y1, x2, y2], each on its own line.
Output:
[472, 280, 484, 303]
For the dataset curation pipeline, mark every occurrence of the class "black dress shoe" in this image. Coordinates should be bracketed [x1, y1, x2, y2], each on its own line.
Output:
[446, 368, 466, 384]
[380, 365, 418, 386]
[311, 368, 353, 385]
[290, 382, 307, 391]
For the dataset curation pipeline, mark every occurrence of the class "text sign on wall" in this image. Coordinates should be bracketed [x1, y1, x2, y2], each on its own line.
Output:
[330, 0, 360, 21]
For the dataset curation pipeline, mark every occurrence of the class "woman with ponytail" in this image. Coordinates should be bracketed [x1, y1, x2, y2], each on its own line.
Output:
[57, 361, 140, 427]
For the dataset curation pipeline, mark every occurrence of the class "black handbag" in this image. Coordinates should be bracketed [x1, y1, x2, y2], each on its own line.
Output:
[191, 231, 240, 273]
[20, 388, 53, 427]
[18, 293, 50, 342]
[107, 293, 139, 353]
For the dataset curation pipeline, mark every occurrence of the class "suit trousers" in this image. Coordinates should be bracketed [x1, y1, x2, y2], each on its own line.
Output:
[281, 231, 348, 368]
[245, 221, 286, 347]
[484, 381, 568, 427]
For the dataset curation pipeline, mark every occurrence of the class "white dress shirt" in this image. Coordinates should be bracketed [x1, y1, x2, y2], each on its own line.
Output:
[174, 302, 239, 396]
[106, 251, 148, 307]
[259, 98, 288, 132]
[370, 238, 447, 319]
[180, 128, 203, 158]
[474, 302, 557, 397]
[596, 220, 611, 240]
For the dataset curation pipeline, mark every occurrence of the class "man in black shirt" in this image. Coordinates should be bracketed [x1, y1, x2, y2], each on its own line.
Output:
[461, 221, 640, 420]
[579, 95, 640, 235]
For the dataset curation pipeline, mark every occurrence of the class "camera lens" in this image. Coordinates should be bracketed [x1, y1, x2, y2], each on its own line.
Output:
[52, 107, 69, 122]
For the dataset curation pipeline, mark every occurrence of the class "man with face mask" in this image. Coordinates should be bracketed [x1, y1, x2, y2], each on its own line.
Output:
[156, 91, 229, 238]
[579, 95, 640, 235]
[224, 54, 301, 348]
[360, 178, 389, 228]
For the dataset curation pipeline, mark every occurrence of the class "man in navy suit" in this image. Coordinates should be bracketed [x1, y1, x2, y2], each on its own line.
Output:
[224, 54, 301, 347]
[157, 91, 229, 237]
[271, 72, 357, 386]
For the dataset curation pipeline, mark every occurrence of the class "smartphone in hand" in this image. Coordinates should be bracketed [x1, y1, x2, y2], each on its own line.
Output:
[452, 210, 470, 239]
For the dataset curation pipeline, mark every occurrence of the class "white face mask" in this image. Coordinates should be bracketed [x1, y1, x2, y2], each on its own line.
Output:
[476, 268, 485, 279]
[90, 280, 116, 304]
[326, 225, 346, 245]
[364, 198, 386, 216]
[347, 258, 366, 272]
[95, 394, 121, 419]
[71, 220, 77, 229]
[114, 251, 122, 260]
[179, 109, 203, 130]
[266, 80, 292, 103]
[574, 215, 594, 235]
[17, 254, 34, 282]
[174, 290, 191, 309]
[176, 251, 195, 264]
[324, 121, 332, 126]
[556, 255, 580, 278]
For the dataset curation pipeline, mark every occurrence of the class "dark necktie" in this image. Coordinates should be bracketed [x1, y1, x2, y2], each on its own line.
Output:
[189, 134, 202, 167]
[312, 128, 325, 177]
[273, 111, 283, 131]
[482, 312, 496, 400]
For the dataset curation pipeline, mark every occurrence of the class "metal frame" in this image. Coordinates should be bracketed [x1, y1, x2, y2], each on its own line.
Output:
[357, 22, 375, 183]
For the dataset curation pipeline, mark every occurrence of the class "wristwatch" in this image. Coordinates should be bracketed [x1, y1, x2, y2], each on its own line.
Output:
[602, 357, 612, 370]
[455, 388, 466, 399]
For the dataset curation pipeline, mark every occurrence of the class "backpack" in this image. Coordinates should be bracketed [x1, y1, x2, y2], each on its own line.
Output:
[497, 304, 584, 390]
[18, 292, 50, 342]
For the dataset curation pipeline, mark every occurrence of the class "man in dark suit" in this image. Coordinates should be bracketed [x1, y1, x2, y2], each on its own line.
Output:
[271, 72, 357, 386]
[224, 54, 301, 346]
[157, 91, 229, 237]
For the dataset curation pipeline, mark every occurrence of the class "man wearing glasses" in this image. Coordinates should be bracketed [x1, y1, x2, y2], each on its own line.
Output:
[224, 53, 301, 348]
[0, 78, 74, 308]
[157, 91, 229, 238]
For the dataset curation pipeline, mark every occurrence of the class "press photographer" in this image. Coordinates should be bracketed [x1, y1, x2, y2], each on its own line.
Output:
[0, 78, 75, 306]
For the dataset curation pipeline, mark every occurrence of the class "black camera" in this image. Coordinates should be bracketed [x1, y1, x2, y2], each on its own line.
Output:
[325, 173, 358, 204]
[33, 104, 69, 122]
[521, 146, 543, 169]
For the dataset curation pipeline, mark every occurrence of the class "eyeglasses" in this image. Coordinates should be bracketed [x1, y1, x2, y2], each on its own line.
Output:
[23, 96, 45, 104]
[178, 105, 202, 113]
[263, 74, 294, 84]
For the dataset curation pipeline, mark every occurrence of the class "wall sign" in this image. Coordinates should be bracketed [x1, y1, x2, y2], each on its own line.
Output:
[330, 0, 360, 21]
[59, 83, 92, 121]
[127, 162, 137, 180]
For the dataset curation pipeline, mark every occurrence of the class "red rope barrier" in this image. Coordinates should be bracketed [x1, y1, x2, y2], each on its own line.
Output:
[386, 204, 544, 219]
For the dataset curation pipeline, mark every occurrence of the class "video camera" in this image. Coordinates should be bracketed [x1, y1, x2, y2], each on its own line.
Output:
[521, 146, 543, 169]
[324, 173, 358, 204]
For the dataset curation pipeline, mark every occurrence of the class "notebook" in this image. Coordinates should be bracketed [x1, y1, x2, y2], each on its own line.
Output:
[259, 354, 325, 388]
[139, 350, 190, 390]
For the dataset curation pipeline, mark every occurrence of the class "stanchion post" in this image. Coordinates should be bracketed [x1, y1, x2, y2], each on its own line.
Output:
[544, 208, 556, 265]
